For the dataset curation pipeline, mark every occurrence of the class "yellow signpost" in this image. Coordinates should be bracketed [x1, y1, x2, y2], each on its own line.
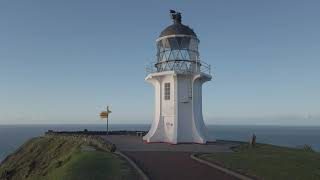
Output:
[100, 106, 112, 135]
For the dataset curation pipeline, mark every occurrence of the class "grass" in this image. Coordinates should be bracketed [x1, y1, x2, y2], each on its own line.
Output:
[47, 151, 136, 180]
[199, 144, 320, 180]
[0, 136, 139, 180]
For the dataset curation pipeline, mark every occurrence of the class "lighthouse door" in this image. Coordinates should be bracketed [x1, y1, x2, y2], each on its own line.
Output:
[179, 78, 192, 103]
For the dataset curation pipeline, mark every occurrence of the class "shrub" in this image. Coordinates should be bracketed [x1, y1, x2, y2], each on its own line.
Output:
[109, 144, 116, 152]
[298, 144, 315, 152]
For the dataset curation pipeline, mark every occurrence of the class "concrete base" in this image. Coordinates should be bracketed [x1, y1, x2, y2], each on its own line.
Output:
[143, 71, 213, 144]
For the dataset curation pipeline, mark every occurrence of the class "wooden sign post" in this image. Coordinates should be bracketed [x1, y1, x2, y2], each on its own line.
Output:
[100, 106, 112, 135]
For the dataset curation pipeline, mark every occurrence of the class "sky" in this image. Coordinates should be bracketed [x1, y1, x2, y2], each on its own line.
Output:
[0, 0, 319, 125]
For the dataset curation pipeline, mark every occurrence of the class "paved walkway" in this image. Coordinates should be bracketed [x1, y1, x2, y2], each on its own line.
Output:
[102, 135, 239, 153]
[102, 135, 241, 180]
[125, 151, 239, 180]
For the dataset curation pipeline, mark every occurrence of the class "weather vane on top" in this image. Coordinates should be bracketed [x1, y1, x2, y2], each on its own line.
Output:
[100, 106, 112, 135]
[170, 9, 182, 24]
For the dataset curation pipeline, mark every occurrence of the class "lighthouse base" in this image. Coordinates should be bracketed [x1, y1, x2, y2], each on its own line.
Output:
[143, 71, 215, 144]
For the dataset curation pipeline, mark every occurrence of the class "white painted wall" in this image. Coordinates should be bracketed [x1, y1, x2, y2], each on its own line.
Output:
[143, 71, 212, 144]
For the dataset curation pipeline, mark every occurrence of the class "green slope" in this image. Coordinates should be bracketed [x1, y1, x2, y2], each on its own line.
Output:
[0, 136, 139, 180]
[199, 144, 320, 180]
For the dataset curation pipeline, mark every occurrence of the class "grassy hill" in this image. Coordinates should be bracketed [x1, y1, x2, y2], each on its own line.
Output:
[199, 143, 320, 180]
[0, 135, 139, 180]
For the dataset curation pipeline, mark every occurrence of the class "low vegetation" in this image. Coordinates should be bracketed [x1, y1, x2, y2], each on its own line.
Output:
[299, 144, 315, 152]
[199, 143, 320, 180]
[0, 135, 139, 180]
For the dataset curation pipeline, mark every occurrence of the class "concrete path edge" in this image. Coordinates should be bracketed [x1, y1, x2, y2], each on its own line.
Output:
[190, 154, 254, 180]
[115, 151, 150, 180]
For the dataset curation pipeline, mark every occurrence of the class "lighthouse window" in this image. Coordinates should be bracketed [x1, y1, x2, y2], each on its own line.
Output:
[164, 83, 170, 100]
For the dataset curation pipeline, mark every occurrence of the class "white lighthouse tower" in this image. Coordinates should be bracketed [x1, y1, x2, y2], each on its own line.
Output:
[143, 10, 212, 144]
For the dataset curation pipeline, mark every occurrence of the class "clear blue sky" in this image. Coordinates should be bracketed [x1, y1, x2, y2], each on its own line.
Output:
[0, 0, 319, 125]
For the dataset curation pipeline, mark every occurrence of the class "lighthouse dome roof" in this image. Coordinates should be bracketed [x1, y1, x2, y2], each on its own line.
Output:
[159, 23, 197, 37]
[159, 10, 197, 38]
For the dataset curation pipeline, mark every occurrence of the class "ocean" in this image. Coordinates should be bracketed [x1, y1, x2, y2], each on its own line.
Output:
[1, 124, 320, 162]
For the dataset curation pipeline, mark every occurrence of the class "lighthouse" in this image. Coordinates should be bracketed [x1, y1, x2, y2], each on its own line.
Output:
[143, 10, 212, 144]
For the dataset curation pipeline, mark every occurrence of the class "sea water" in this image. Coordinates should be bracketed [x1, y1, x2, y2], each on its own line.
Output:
[1, 124, 320, 162]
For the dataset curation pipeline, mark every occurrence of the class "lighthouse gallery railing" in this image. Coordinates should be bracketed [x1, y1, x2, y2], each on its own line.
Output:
[146, 60, 211, 75]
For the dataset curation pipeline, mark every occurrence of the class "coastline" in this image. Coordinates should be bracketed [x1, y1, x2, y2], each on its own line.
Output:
[1, 124, 320, 163]
[2, 131, 319, 180]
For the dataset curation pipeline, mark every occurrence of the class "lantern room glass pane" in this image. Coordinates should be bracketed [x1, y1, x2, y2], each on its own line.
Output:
[168, 38, 179, 50]
[157, 36, 199, 62]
